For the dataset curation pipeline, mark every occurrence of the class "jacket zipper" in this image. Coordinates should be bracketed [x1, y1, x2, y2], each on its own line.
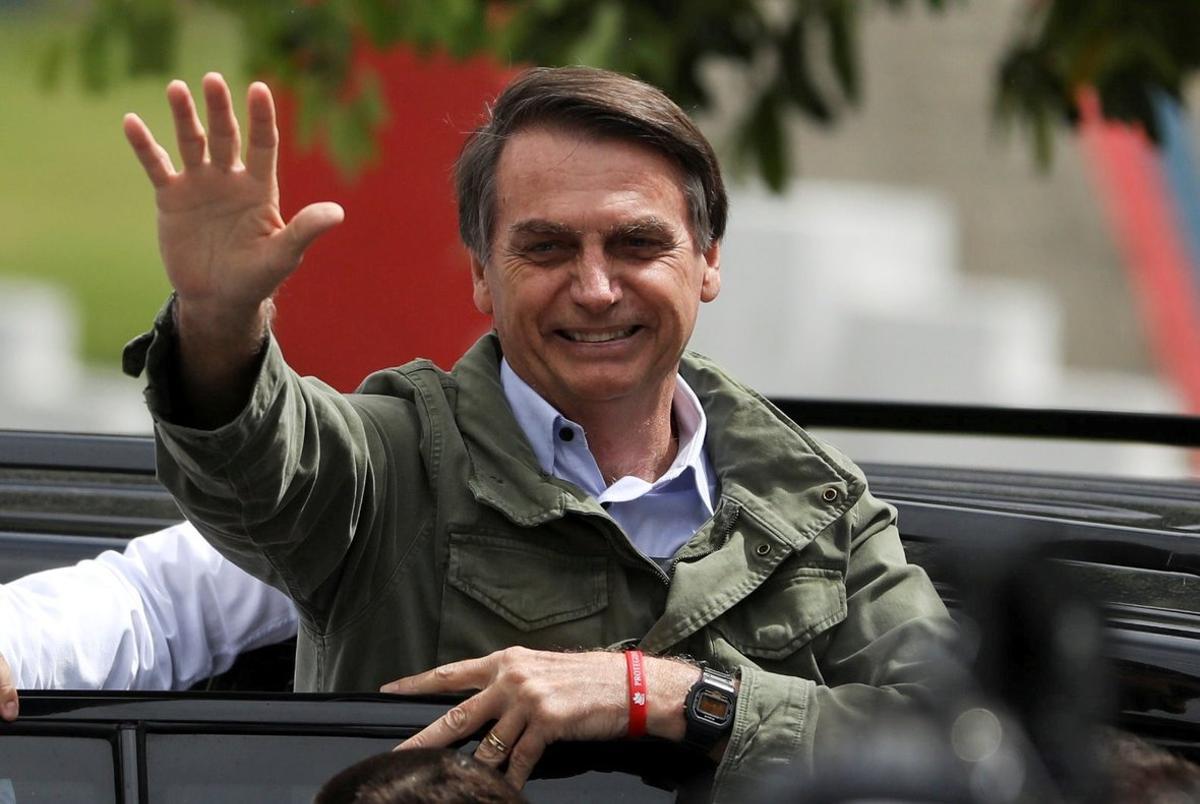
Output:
[587, 498, 743, 587]
[661, 499, 743, 588]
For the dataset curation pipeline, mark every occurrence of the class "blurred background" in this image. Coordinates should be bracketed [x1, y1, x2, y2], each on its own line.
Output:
[1, 0, 1198, 477]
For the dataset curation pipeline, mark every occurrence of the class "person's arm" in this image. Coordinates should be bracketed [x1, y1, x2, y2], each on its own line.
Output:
[708, 488, 956, 800]
[0, 522, 298, 717]
[383, 489, 953, 800]
[122, 74, 389, 608]
[381, 648, 705, 789]
[122, 73, 342, 428]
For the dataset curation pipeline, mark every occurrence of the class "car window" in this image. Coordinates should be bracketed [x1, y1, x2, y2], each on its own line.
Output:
[0, 728, 679, 804]
[0, 735, 117, 804]
[145, 734, 397, 804]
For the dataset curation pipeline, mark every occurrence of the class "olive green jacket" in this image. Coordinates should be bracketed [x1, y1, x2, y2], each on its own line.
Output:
[126, 309, 954, 801]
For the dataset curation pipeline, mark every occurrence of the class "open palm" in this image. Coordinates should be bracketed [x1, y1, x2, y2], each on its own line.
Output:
[124, 74, 343, 314]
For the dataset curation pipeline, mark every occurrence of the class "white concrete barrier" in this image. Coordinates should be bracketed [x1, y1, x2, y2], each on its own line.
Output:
[0, 278, 149, 433]
[691, 181, 1185, 476]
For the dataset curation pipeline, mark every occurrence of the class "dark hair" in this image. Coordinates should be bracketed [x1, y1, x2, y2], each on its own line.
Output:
[454, 65, 727, 264]
[1101, 728, 1200, 804]
[313, 748, 526, 804]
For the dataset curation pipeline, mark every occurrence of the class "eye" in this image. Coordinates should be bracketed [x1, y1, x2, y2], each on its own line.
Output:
[516, 240, 573, 264]
[616, 236, 668, 258]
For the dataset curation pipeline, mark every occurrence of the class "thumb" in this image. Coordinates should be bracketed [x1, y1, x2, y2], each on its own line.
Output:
[0, 653, 18, 721]
[280, 201, 345, 264]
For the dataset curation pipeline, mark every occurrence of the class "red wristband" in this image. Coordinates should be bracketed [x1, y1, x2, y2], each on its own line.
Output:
[625, 649, 648, 738]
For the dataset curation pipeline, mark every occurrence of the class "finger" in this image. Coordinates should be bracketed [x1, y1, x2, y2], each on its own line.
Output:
[505, 731, 546, 790]
[473, 712, 526, 769]
[245, 81, 278, 182]
[276, 202, 345, 266]
[123, 113, 176, 188]
[0, 653, 18, 722]
[202, 72, 241, 170]
[396, 688, 499, 751]
[167, 79, 207, 169]
[381, 653, 493, 696]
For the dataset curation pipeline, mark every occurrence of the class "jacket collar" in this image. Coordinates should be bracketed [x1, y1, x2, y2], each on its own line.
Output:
[452, 333, 588, 526]
[678, 350, 865, 553]
[451, 333, 864, 550]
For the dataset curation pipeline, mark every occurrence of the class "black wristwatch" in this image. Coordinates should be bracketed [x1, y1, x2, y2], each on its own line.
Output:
[683, 666, 738, 752]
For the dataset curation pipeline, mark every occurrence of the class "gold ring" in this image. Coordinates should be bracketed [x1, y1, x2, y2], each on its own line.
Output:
[483, 730, 510, 755]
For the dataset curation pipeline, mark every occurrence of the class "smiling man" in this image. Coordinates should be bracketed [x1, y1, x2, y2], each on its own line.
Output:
[121, 66, 953, 801]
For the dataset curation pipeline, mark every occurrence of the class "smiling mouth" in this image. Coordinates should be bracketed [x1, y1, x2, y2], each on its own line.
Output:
[558, 326, 642, 343]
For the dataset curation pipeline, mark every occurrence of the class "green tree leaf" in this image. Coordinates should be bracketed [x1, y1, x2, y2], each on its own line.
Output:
[36, 0, 1199, 185]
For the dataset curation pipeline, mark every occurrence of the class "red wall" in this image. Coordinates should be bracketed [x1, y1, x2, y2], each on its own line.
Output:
[273, 48, 513, 391]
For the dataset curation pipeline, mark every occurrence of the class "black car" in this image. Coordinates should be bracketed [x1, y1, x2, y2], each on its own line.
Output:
[1, 402, 1198, 802]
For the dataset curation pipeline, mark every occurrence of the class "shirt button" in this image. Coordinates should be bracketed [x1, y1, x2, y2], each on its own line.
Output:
[822, 487, 839, 503]
[558, 427, 575, 442]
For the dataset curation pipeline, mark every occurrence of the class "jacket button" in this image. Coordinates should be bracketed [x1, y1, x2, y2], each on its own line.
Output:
[755, 543, 772, 556]
[822, 487, 839, 503]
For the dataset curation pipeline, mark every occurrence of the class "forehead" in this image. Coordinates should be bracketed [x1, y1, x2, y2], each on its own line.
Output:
[492, 126, 691, 234]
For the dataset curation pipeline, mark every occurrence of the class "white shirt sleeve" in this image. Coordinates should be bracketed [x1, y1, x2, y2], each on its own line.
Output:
[0, 521, 298, 690]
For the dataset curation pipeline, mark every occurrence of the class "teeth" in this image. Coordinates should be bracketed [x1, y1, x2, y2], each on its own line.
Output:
[563, 327, 637, 343]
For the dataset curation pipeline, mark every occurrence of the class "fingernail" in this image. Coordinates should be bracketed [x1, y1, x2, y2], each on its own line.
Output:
[2, 700, 17, 720]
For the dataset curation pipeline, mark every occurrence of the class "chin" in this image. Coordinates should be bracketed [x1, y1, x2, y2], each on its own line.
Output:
[560, 375, 645, 404]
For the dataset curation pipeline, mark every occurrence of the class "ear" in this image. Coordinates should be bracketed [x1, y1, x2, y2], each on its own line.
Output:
[699, 240, 721, 303]
[470, 255, 493, 315]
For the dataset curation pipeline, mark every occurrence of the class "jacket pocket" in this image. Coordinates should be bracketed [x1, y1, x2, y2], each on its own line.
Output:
[712, 566, 847, 661]
[438, 532, 609, 661]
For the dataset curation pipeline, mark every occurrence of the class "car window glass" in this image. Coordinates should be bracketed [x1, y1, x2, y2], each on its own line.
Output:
[0, 735, 116, 804]
[146, 734, 396, 804]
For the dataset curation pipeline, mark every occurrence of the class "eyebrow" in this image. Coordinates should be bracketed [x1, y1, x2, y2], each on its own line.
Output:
[507, 217, 678, 240]
[508, 220, 581, 239]
[606, 217, 677, 240]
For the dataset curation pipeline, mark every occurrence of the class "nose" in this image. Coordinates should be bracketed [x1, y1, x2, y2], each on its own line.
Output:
[569, 246, 620, 312]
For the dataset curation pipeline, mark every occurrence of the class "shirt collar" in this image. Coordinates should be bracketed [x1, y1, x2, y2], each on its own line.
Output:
[499, 358, 714, 510]
[500, 359, 562, 477]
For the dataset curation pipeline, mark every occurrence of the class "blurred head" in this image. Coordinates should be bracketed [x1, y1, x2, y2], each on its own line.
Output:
[313, 748, 526, 804]
[1101, 728, 1200, 804]
[455, 65, 727, 266]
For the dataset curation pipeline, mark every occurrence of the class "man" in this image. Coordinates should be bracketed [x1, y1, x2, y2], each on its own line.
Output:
[115, 65, 952, 799]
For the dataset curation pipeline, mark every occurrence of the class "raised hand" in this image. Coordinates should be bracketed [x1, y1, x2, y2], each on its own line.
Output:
[124, 74, 344, 425]
[124, 73, 343, 318]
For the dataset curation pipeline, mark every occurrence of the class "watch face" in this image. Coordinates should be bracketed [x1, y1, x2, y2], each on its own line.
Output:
[694, 689, 733, 724]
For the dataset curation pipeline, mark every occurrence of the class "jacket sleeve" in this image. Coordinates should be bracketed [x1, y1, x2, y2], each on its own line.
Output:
[712, 490, 956, 801]
[122, 298, 424, 620]
[0, 522, 297, 691]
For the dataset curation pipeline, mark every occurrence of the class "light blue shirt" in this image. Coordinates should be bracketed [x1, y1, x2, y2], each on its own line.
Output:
[500, 359, 718, 560]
